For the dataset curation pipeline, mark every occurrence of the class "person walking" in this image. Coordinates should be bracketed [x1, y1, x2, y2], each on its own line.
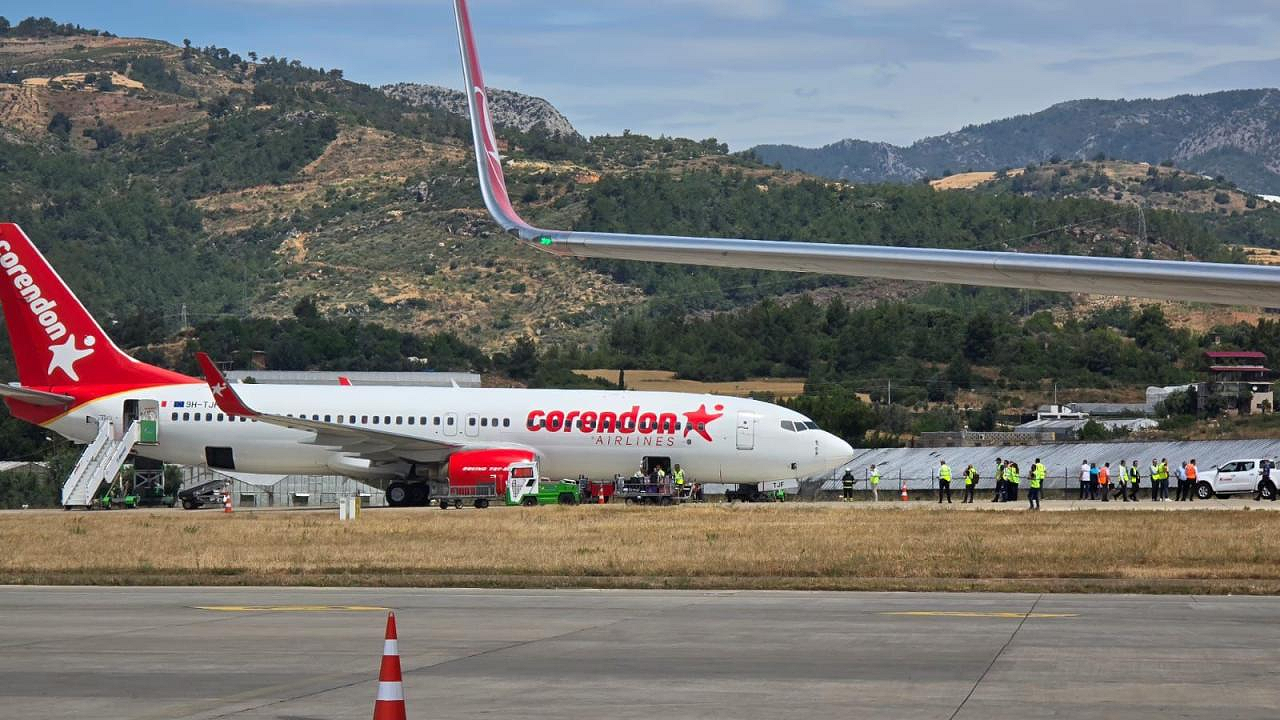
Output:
[1088, 463, 1100, 501]
[1174, 461, 1188, 502]
[1005, 461, 1020, 503]
[938, 460, 953, 504]
[962, 464, 978, 503]
[993, 457, 1006, 502]
[1149, 459, 1161, 502]
[868, 464, 881, 502]
[1098, 462, 1110, 502]
[1159, 458, 1171, 501]
[1128, 460, 1141, 501]
[1028, 462, 1042, 511]
[1115, 460, 1129, 501]
[1254, 458, 1273, 501]
[840, 468, 855, 502]
[1079, 460, 1090, 500]
[1185, 459, 1197, 502]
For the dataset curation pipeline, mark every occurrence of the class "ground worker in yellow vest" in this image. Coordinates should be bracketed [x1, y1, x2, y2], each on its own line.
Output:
[1159, 458, 1171, 501]
[869, 464, 881, 502]
[993, 458, 1006, 502]
[1128, 460, 1140, 501]
[1004, 461, 1020, 502]
[937, 460, 953, 504]
[962, 464, 978, 503]
[673, 464, 686, 497]
[1149, 460, 1161, 502]
[1028, 459, 1043, 510]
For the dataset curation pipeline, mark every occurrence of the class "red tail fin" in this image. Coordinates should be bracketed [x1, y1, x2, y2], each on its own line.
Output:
[0, 223, 194, 390]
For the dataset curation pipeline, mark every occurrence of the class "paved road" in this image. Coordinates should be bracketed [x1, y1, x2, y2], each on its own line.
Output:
[0, 587, 1276, 719]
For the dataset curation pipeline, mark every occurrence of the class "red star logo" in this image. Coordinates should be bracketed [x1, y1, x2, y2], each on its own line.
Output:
[682, 403, 725, 442]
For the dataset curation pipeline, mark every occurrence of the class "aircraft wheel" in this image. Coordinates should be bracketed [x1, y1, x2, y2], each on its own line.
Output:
[474, 498, 489, 509]
[1195, 482, 1214, 500]
[386, 481, 407, 504]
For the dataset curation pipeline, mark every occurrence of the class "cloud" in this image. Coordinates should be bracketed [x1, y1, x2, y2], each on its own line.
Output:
[1044, 52, 1195, 74]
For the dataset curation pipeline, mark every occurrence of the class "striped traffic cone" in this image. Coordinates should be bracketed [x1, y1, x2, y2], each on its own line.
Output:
[900, 483, 909, 502]
[373, 612, 406, 720]
[223, 485, 233, 513]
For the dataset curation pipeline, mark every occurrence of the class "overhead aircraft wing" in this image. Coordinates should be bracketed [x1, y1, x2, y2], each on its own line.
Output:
[452, 0, 1280, 308]
[0, 384, 75, 407]
[195, 353, 466, 465]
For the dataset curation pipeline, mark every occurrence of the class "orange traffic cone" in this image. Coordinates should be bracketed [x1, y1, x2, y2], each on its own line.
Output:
[373, 612, 406, 720]
[900, 483, 909, 502]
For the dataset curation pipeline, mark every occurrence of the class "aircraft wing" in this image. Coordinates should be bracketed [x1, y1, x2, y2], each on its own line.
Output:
[195, 353, 464, 465]
[452, 0, 1280, 308]
[0, 384, 75, 407]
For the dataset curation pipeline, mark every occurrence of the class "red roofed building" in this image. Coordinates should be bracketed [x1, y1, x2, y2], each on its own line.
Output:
[1201, 351, 1273, 414]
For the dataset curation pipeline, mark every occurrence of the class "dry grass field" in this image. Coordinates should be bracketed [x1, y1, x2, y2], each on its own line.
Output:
[2, 505, 1278, 593]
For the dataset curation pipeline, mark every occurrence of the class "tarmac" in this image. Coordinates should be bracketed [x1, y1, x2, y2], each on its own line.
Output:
[1, 587, 1277, 719]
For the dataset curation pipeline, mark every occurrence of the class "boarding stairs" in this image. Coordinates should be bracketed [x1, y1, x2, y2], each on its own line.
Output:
[61, 417, 140, 509]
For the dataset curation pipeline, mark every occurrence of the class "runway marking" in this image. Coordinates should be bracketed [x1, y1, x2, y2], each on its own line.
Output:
[193, 605, 391, 612]
[880, 610, 1077, 619]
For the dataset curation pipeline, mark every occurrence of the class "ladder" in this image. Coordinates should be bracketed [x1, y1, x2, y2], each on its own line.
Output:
[61, 418, 140, 509]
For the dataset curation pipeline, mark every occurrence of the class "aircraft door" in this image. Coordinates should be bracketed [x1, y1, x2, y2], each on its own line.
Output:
[123, 398, 160, 444]
[736, 413, 755, 450]
[444, 412, 459, 437]
[464, 413, 480, 438]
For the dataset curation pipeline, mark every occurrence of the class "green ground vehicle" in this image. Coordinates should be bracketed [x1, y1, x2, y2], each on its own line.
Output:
[504, 467, 583, 507]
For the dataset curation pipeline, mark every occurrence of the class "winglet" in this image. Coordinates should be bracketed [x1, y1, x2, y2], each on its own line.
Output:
[452, 0, 540, 240]
[195, 352, 257, 417]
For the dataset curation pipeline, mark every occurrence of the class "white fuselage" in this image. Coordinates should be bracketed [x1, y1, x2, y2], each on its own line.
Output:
[48, 383, 854, 485]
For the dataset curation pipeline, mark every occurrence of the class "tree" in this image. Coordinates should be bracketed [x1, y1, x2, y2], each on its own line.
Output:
[181, 37, 192, 59]
[962, 313, 995, 362]
[0, 17, 10, 34]
[46, 111, 72, 138]
[292, 295, 319, 320]
[95, 73, 113, 92]
[82, 122, 122, 149]
[969, 401, 999, 432]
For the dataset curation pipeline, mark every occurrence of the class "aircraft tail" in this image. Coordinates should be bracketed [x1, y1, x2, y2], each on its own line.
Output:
[0, 223, 195, 390]
[453, 0, 537, 238]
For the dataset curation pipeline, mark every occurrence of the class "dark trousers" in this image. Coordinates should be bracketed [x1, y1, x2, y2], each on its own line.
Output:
[842, 485, 854, 500]
[1176, 479, 1189, 501]
[1100, 483, 1109, 501]
[1028, 487, 1040, 509]
[1161, 479, 1170, 500]
[963, 484, 975, 503]
[1079, 481, 1088, 500]
[938, 479, 951, 503]
[994, 480, 1005, 501]
[1129, 482, 1140, 501]
[1006, 484, 1019, 502]
[1087, 480, 1098, 500]
[1151, 481, 1160, 501]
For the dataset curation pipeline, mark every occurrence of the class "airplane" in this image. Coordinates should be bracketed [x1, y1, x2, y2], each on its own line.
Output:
[1, 0, 1278, 509]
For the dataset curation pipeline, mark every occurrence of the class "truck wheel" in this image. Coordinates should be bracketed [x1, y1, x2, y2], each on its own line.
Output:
[557, 492, 577, 505]
[438, 498, 450, 509]
[453, 499, 463, 509]
[386, 482, 409, 507]
[660, 496, 674, 506]
[474, 498, 489, 509]
[521, 496, 538, 507]
[1195, 482, 1214, 500]
[1259, 481, 1276, 501]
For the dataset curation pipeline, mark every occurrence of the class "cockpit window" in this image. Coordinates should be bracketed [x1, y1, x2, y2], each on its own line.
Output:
[804, 421, 820, 430]
[781, 420, 795, 431]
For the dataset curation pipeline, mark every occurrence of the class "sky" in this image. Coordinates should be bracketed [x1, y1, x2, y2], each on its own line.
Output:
[13, 1, 1280, 149]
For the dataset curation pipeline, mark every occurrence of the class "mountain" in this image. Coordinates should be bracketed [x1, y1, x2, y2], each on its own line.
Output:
[753, 90, 1280, 195]
[381, 83, 580, 139]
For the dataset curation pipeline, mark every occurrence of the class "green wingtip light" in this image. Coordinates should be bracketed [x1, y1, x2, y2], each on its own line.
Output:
[539, 236, 555, 246]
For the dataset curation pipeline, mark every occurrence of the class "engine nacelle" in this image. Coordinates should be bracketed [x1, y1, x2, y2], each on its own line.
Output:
[447, 448, 537, 496]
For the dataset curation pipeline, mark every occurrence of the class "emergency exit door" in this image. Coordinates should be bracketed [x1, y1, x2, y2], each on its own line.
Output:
[736, 413, 755, 450]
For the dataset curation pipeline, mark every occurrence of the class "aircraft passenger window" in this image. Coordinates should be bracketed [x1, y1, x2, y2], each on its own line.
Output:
[361, 415, 369, 424]
[206, 413, 213, 422]
[407, 417, 415, 425]
[481, 418, 488, 427]
[433, 417, 441, 425]
[171, 412, 178, 421]
[384, 416, 391, 424]
[372, 416, 380, 425]
[491, 418, 498, 426]
[503, 418, 510, 427]
[527, 417, 539, 429]
[446, 417, 454, 426]
[421, 417, 428, 425]
[183, 412, 190, 421]
[217, 414, 224, 422]
[468, 417, 476, 426]
[322, 415, 330, 422]
[396, 416, 403, 425]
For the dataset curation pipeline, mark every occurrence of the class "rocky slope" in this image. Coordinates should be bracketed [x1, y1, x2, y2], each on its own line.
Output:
[754, 89, 1280, 194]
[381, 82, 580, 139]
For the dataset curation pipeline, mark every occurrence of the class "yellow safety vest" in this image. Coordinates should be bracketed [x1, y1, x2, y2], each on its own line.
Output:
[939, 464, 952, 481]
[674, 469, 685, 485]
[964, 468, 976, 486]
[1033, 463, 1046, 481]
[869, 470, 880, 486]
[1007, 467, 1020, 485]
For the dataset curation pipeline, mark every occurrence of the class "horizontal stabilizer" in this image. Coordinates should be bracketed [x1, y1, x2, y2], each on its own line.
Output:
[0, 383, 75, 407]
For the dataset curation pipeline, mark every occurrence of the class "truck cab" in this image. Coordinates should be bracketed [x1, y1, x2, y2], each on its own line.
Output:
[1197, 458, 1275, 500]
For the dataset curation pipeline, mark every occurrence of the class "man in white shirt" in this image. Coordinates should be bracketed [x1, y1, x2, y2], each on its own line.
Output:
[1079, 461, 1090, 500]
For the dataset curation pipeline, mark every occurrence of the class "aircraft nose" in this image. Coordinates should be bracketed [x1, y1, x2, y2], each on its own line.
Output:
[822, 432, 856, 468]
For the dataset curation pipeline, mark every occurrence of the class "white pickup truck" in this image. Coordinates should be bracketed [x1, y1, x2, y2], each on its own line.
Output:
[1196, 459, 1277, 500]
